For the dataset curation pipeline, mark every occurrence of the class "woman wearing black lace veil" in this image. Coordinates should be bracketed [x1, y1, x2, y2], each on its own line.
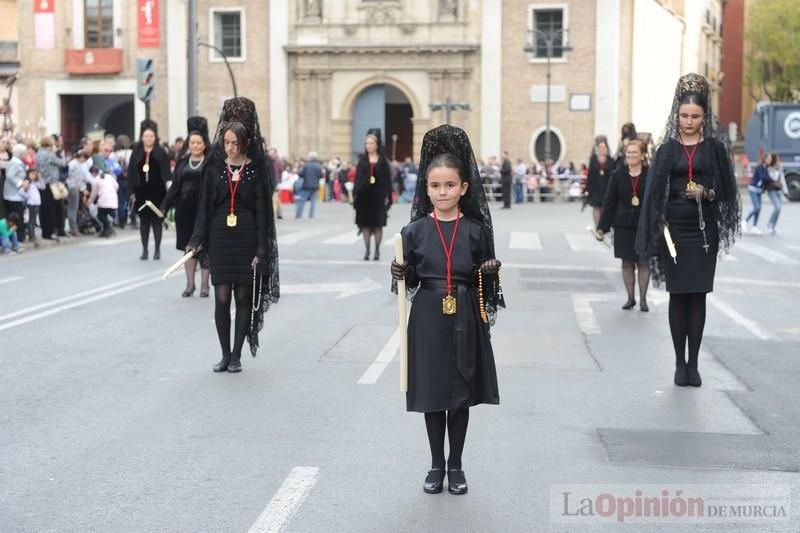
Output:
[188, 97, 280, 373]
[635, 73, 740, 388]
[391, 124, 504, 496]
[353, 129, 392, 260]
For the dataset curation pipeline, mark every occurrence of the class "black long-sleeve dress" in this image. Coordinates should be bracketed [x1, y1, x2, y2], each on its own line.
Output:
[586, 155, 615, 207]
[661, 140, 719, 293]
[353, 155, 392, 228]
[128, 144, 170, 211]
[401, 215, 500, 413]
[189, 161, 267, 285]
[597, 165, 648, 260]
[161, 157, 205, 250]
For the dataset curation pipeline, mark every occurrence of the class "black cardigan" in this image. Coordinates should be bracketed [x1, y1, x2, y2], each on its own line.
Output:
[597, 164, 648, 232]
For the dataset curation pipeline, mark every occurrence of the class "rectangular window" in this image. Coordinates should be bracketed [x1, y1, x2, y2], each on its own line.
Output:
[532, 8, 565, 58]
[85, 0, 113, 48]
[212, 9, 244, 60]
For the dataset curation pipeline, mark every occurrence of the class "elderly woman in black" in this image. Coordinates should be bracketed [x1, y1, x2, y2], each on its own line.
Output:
[596, 139, 650, 311]
[161, 116, 211, 297]
[128, 119, 170, 260]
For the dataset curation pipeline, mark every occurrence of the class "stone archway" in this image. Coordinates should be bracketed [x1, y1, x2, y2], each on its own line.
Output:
[331, 76, 429, 164]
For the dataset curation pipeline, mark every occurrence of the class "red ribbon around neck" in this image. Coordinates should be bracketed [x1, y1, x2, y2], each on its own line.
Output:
[432, 208, 460, 297]
[226, 160, 247, 216]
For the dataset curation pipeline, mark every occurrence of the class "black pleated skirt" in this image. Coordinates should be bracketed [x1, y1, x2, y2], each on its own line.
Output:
[208, 208, 256, 285]
[174, 199, 198, 251]
[406, 282, 500, 413]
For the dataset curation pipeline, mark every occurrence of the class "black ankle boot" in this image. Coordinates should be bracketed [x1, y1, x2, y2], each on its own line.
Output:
[687, 363, 702, 387]
[674, 363, 689, 387]
[447, 469, 468, 495]
[153, 248, 161, 260]
[227, 353, 242, 373]
[423, 468, 444, 494]
[140, 249, 148, 260]
[622, 299, 636, 310]
[213, 354, 231, 372]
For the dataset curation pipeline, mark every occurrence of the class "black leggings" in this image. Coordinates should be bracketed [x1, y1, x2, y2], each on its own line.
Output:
[138, 209, 162, 252]
[214, 283, 253, 357]
[668, 293, 707, 368]
[424, 408, 469, 470]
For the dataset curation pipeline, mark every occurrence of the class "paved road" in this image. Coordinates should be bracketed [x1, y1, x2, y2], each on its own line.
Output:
[1, 197, 799, 532]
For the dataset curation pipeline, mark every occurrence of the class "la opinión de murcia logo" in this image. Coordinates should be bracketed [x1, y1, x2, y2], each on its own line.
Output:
[552, 486, 791, 524]
[784, 112, 800, 140]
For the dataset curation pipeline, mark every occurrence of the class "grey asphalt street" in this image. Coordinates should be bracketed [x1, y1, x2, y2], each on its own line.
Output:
[1, 196, 799, 533]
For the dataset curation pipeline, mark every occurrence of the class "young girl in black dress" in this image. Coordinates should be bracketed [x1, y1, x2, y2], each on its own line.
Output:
[636, 74, 740, 387]
[391, 125, 504, 495]
[188, 98, 280, 373]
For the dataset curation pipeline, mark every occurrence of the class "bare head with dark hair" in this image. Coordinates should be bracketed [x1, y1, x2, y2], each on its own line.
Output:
[222, 121, 249, 160]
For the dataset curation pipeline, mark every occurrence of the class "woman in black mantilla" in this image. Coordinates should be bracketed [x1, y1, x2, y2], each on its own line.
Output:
[635, 73, 740, 388]
[161, 116, 211, 298]
[585, 136, 615, 227]
[596, 138, 651, 311]
[353, 129, 392, 260]
[128, 119, 170, 260]
[391, 124, 504, 496]
[187, 97, 280, 373]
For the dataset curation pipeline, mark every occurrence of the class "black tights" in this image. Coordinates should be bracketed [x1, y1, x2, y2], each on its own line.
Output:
[214, 283, 253, 358]
[424, 408, 469, 470]
[361, 227, 383, 255]
[668, 293, 707, 369]
[621, 259, 650, 302]
[139, 211, 163, 253]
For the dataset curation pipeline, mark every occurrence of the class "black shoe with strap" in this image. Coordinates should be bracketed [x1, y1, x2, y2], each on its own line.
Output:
[447, 469, 468, 495]
[423, 468, 444, 494]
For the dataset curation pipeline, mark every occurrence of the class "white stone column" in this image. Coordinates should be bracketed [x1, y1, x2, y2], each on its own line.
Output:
[480, 0, 501, 159]
[594, 0, 621, 139]
[270, 0, 290, 154]
[167, 0, 187, 142]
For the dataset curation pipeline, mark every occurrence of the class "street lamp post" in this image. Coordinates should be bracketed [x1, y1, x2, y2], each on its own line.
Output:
[188, 1, 239, 115]
[524, 29, 572, 168]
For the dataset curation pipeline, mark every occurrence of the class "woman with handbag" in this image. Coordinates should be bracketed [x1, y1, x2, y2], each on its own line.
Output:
[743, 152, 772, 235]
[187, 97, 280, 373]
[765, 153, 787, 235]
[36, 135, 68, 240]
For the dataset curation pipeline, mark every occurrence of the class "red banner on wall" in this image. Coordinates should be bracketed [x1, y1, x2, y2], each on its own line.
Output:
[34, 0, 54, 13]
[34, 0, 55, 49]
[138, 0, 160, 48]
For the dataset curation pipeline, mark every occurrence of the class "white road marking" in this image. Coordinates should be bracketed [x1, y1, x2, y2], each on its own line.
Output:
[571, 293, 614, 335]
[358, 326, 401, 385]
[720, 253, 739, 262]
[0, 272, 160, 322]
[0, 276, 24, 285]
[278, 228, 328, 245]
[86, 235, 141, 246]
[565, 233, 605, 252]
[509, 231, 542, 250]
[282, 278, 382, 299]
[247, 466, 320, 533]
[736, 241, 799, 265]
[0, 276, 163, 332]
[323, 231, 361, 245]
[707, 294, 772, 340]
[786, 245, 800, 254]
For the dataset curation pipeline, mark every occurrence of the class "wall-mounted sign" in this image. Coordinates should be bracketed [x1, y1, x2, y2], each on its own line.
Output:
[138, 0, 160, 48]
[570, 93, 592, 112]
[34, 0, 55, 49]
